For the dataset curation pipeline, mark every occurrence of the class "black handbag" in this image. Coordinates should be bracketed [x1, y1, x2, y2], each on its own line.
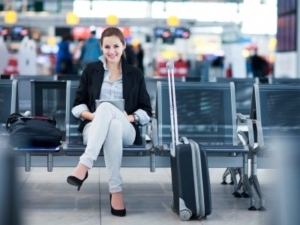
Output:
[6, 113, 62, 148]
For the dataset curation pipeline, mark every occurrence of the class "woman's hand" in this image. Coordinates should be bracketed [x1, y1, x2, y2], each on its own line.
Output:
[81, 111, 95, 121]
[123, 111, 134, 123]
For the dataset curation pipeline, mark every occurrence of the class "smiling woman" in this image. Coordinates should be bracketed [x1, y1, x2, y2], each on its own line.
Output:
[100, 27, 127, 81]
[100, 28, 126, 65]
[67, 27, 152, 217]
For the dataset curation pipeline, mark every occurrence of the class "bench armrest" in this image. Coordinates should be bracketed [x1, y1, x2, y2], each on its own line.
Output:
[236, 113, 248, 123]
[237, 116, 263, 153]
[248, 119, 264, 153]
[149, 118, 158, 148]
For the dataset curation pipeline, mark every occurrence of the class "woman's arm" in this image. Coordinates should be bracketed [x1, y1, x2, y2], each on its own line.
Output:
[72, 66, 92, 120]
[74, 67, 90, 107]
[137, 75, 152, 117]
[131, 74, 152, 125]
[81, 111, 95, 121]
[123, 111, 135, 123]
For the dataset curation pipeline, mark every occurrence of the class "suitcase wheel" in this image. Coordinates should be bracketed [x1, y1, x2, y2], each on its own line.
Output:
[180, 209, 192, 221]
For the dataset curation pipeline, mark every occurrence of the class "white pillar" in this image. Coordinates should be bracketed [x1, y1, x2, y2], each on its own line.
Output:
[223, 43, 246, 78]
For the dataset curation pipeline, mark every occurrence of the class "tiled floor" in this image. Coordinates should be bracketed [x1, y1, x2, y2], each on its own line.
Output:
[15, 166, 276, 225]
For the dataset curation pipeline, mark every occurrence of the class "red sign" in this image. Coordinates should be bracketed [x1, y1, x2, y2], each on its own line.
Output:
[156, 60, 188, 77]
[3, 57, 19, 75]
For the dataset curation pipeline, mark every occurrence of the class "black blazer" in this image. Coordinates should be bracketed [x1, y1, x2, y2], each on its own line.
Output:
[73, 57, 152, 145]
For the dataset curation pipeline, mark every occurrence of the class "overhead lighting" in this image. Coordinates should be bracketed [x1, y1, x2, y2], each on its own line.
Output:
[167, 16, 180, 27]
[66, 12, 79, 25]
[4, 11, 17, 24]
[106, 15, 119, 25]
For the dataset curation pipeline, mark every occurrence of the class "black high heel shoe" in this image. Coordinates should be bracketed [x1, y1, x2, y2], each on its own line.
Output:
[67, 171, 88, 191]
[110, 194, 126, 217]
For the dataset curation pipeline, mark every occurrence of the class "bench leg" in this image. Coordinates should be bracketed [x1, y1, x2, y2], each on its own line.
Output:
[25, 152, 31, 172]
[230, 168, 241, 197]
[47, 153, 53, 172]
[221, 168, 230, 184]
[235, 168, 246, 197]
[251, 154, 266, 211]
[239, 168, 250, 197]
[150, 146, 156, 172]
[242, 153, 257, 210]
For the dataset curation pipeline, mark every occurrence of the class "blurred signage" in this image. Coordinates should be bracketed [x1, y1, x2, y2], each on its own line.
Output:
[72, 27, 92, 39]
[0, 26, 9, 41]
[190, 35, 221, 54]
[277, 11, 296, 52]
[11, 26, 30, 41]
[174, 27, 190, 39]
[154, 27, 190, 43]
[0, 26, 30, 41]
[277, 0, 297, 15]
[154, 27, 172, 38]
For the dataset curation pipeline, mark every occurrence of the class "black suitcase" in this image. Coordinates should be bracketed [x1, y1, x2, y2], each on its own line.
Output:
[166, 61, 212, 220]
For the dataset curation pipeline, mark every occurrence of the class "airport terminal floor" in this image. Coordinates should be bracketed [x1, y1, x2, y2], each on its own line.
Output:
[17, 167, 275, 225]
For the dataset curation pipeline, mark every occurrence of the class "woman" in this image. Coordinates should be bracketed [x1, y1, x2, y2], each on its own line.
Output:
[66, 27, 152, 217]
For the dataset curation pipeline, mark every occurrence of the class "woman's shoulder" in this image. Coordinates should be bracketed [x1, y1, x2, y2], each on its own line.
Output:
[85, 60, 103, 69]
[124, 62, 143, 77]
[80, 61, 104, 79]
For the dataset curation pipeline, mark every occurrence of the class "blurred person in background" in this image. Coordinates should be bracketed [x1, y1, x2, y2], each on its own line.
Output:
[55, 34, 74, 74]
[210, 55, 225, 80]
[124, 44, 135, 66]
[225, 63, 233, 78]
[248, 49, 268, 78]
[73, 39, 85, 74]
[80, 28, 102, 68]
[73, 39, 85, 61]
[135, 44, 144, 74]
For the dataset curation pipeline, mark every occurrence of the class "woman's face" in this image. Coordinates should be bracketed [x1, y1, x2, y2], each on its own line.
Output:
[101, 35, 125, 64]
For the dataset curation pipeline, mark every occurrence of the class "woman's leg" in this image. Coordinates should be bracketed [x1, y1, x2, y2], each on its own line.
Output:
[103, 118, 135, 209]
[71, 102, 135, 179]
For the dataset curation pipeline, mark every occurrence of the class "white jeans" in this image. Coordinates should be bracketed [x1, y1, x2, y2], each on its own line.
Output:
[80, 102, 136, 193]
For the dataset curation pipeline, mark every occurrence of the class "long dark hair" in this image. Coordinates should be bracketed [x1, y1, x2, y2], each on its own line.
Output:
[100, 27, 126, 59]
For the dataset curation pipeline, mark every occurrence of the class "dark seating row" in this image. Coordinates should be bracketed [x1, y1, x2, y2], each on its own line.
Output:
[217, 77, 300, 117]
[0, 74, 81, 113]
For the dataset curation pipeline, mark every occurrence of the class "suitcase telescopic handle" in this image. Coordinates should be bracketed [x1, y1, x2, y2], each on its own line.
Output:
[167, 61, 179, 157]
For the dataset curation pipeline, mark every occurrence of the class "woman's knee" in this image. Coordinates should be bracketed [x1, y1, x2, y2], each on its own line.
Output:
[108, 119, 123, 133]
[104, 119, 123, 149]
[95, 102, 117, 119]
[96, 102, 113, 113]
